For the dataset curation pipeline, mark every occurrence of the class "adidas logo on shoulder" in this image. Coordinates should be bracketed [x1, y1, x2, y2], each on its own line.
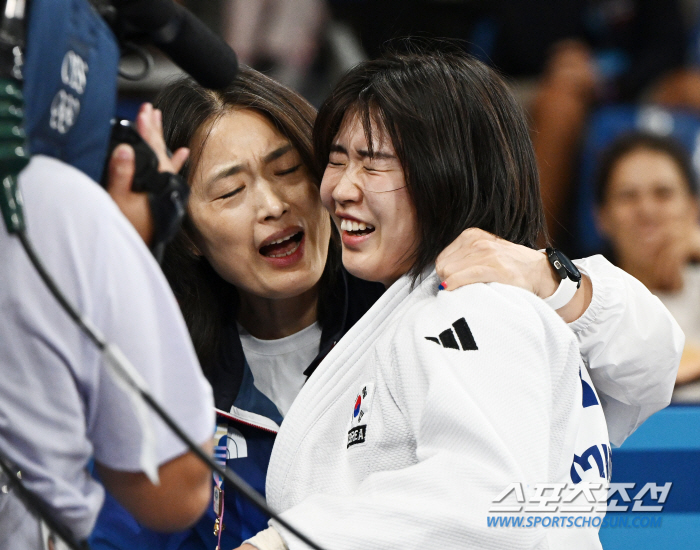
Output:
[425, 317, 478, 351]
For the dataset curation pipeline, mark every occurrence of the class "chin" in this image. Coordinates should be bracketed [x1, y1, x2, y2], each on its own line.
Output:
[342, 257, 383, 285]
[259, 268, 324, 300]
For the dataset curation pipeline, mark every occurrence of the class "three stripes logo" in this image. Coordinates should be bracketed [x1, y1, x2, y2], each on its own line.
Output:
[425, 317, 478, 351]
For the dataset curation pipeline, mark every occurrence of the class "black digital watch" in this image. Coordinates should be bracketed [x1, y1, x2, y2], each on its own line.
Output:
[545, 248, 582, 288]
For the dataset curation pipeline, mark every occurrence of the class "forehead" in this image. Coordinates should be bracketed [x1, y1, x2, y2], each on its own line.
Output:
[207, 108, 284, 148]
[609, 148, 689, 191]
[334, 108, 393, 152]
[193, 109, 287, 165]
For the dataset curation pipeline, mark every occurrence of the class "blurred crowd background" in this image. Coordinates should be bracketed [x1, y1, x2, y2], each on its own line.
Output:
[119, 0, 700, 402]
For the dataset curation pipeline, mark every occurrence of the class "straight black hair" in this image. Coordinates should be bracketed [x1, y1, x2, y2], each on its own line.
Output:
[595, 131, 698, 206]
[314, 44, 547, 280]
[155, 68, 340, 375]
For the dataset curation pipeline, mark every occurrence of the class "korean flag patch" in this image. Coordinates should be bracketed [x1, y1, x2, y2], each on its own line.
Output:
[347, 382, 374, 449]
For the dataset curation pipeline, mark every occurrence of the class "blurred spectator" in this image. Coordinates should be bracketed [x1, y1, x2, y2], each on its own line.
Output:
[649, 0, 700, 111]
[493, 0, 688, 244]
[490, 0, 686, 100]
[650, 68, 700, 111]
[221, 0, 329, 92]
[595, 132, 700, 401]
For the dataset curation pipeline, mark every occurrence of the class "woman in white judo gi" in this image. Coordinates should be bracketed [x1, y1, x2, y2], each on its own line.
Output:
[240, 47, 648, 550]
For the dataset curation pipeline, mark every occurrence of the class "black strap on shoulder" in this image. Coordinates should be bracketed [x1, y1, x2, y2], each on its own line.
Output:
[210, 320, 246, 412]
[303, 270, 384, 378]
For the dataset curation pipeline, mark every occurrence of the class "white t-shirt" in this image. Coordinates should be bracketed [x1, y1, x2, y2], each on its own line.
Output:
[656, 264, 700, 402]
[0, 156, 214, 546]
[655, 264, 700, 347]
[238, 322, 322, 417]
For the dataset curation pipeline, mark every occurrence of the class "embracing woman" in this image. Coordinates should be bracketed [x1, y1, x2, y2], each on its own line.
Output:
[241, 48, 681, 550]
[91, 65, 682, 550]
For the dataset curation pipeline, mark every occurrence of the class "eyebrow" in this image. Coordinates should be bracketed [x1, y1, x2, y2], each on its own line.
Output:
[205, 144, 295, 189]
[206, 163, 244, 189]
[330, 144, 348, 155]
[263, 143, 293, 163]
[329, 143, 396, 160]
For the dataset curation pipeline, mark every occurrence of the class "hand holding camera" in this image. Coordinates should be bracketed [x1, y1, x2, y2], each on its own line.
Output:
[104, 102, 190, 254]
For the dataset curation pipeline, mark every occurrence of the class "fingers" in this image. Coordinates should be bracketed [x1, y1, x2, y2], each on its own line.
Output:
[436, 228, 512, 280]
[437, 232, 521, 292]
[545, 40, 598, 98]
[107, 144, 136, 197]
[436, 228, 496, 277]
[106, 143, 154, 244]
[136, 103, 166, 154]
[435, 227, 556, 297]
[651, 229, 683, 289]
[440, 264, 496, 292]
[549, 40, 593, 72]
[136, 102, 189, 174]
[440, 251, 524, 293]
[170, 146, 191, 174]
[653, 240, 685, 291]
[551, 39, 591, 58]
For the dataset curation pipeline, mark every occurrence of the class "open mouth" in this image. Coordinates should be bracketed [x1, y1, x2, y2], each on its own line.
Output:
[340, 218, 375, 236]
[259, 231, 304, 258]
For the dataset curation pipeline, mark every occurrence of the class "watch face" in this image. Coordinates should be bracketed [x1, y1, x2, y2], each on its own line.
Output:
[554, 250, 581, 281]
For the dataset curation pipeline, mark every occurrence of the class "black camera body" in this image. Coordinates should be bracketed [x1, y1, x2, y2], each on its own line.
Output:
[102, 118, 189, 259]
[101, 119, 159, 192]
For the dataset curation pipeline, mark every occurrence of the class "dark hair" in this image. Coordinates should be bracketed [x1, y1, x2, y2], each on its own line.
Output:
[314, 45, 546, 279]
[155, 68, 340, 375]
[595, 131, 698, 206]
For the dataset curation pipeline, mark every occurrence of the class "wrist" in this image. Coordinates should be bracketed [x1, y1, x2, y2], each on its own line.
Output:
[540, 248, 583, 312]
[537, 249, 561, 299]
[556, 273, 592, 323]
[243, 528, 288, 550]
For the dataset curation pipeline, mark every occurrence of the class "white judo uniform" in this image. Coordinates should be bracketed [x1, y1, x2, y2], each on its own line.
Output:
[266, 267, 615, 549]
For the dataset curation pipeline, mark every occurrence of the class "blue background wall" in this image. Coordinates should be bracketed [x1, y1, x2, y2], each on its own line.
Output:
[600, 405, 700, 548]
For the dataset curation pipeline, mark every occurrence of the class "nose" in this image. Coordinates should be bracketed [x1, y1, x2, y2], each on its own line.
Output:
[330, 164, 363, 205]
[637, 193, 659, 220]
[255, 179, 289, 221]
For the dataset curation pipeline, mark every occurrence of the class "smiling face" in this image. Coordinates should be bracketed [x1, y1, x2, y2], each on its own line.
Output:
[598, 147, 699, 267]
[320, 112, 418, 287]
[187, 108, 331, 301]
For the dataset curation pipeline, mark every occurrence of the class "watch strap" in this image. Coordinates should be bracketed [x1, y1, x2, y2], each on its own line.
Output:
[545, 247, 582, 286]
[543, 275, 579, 310]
